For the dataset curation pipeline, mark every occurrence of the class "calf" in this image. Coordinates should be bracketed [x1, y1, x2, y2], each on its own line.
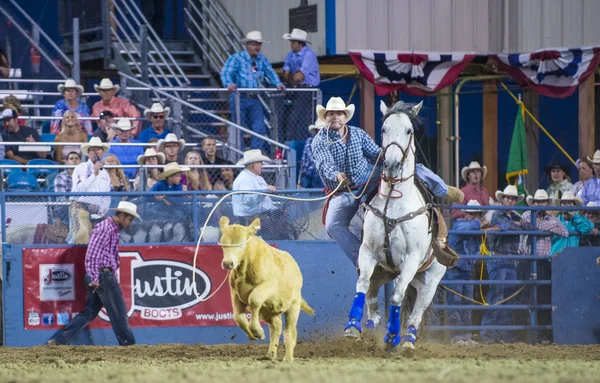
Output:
[219, 216, 314, 362]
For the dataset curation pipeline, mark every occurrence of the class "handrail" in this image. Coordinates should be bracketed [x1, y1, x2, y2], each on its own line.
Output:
[201, 0, 243, 51]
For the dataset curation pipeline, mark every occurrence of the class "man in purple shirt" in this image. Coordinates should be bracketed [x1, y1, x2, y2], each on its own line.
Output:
[47, 201, 141, 346]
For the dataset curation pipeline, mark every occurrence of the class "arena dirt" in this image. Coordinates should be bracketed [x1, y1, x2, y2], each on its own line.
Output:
[0, 339, 598, 382]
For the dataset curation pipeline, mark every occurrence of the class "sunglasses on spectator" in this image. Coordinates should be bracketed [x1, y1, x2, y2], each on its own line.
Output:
[152, 115, 165, 120]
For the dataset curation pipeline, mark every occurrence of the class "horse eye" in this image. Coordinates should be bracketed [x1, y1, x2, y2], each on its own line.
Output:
[407, 129, 413, 135]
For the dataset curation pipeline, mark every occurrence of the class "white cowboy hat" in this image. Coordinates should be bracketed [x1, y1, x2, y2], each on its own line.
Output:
[464, 199, 483, 213]
[240, 31, 268, 44]
[143, 102, 171, 119]
[316, 97, 355, 122]
[157, 162, 190, 180]
[137, 147, 165, 165]
[157, 133, 185, 153]
[557, 191, 584, 206]
[238, 149, 270, 166]
[587, 150, 600, 164]
[495, 185, 525, 204]
[110, 118, 134, 131]
[80, 137, 110, 157]
[282, 28, 311, 44]
[526, 189, 554, 206]
[57, 78, 84, 96]
[461, 161, 488, 182]
[113, 201, 141, 220]
[93, 78, 121, 94]
[308, 118, 326, 134]
[586, 202, 598, 207]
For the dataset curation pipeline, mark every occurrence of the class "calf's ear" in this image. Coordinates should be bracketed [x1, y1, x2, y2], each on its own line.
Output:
[219, 216, 230, 230]
[248, 218, 261, 235]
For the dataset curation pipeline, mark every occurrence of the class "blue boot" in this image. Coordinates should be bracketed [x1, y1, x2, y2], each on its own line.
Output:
[344, 293, 365, 334]
[384, 305, 401, 347]
[402, 325, 418, 345]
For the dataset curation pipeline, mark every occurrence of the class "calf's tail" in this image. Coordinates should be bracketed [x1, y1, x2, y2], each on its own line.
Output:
[301, 298, 315, 316]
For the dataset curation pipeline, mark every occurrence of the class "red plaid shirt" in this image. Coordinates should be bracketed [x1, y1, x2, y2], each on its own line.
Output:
[84, 217, 120, 283]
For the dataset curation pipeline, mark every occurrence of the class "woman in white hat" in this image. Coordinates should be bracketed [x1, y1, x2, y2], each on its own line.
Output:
[53, 110, 89, 163]
[581, 150, 600, 205]
[51, 78, 92, 134]
[299, 119, 326, 188]
[91, 78, 142, 137]
[452, 161, 490, 219]
[133, 148, 165, 191]
[551, 191, 594, 255]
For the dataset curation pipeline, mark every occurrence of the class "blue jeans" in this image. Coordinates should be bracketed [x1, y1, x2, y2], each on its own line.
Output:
[444, 268, 474, 342]
[229, 94, 270, 155]
[50, 272, 135, 346]
[480, 265, 517, 343]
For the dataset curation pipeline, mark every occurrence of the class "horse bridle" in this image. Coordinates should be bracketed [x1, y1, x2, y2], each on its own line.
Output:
[380, 132, 415, 186]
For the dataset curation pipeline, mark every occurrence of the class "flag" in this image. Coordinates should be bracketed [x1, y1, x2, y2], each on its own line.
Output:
[349, 50, 476, 96]
[506, 103, 528, 197]
[491, 46, 600, 98]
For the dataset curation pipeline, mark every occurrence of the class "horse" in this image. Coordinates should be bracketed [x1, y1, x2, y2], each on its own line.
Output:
[343, 100, 447, 354]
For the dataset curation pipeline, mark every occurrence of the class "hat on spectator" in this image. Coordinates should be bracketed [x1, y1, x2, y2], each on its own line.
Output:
[557, 191, 583, 206]
[113, 201, 141, 220]
[99, 110, 114, 119]
[282, 28, 311, 44]
[464, 199, 483, 213]
[2, 94, 24, 114]
[461, 161, 487, 182]
[543, 160, 570, 176]
[157, 133, 185, 153]
[585, 202, 599, 216]
[93, 78, 120, 94]
[57, 78, 84, 96]
[587, 150, 600, 164]
[240, 31, 268, 44]
[237, 149, 270, 166]
[158, 162, 190, 180]
[495, 185, 524, 204]
[110, 118, 134, 131]
[308, 118, 326, 134]
[526, 189, 554, 206]
[143, 102, 171, 119]
[80, 137, 110, 156]
[1, 108, 17, 121]
[316, 97, 355, 122]
[137, 147, 165, 165]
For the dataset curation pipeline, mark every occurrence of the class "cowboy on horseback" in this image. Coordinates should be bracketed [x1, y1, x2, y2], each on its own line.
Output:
[311, 97, 464, 269]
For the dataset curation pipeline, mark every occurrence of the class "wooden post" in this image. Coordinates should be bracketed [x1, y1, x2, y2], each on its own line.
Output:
[579, 75, 595, 160]
[437, 87, 453, 185]
[483, 80, 498, 194]
[359, 74, 375, 138]
[523, 88, 539, 194]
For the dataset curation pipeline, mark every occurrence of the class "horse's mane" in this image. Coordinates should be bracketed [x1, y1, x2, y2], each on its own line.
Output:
[382, 101, 424, 131]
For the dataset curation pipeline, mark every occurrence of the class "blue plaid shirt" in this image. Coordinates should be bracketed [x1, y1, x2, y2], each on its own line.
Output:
[220, 49, 281, 89]
[581, 177, 600, 205]
[311, 125, 380, 190]
[282, 46, 320, 86]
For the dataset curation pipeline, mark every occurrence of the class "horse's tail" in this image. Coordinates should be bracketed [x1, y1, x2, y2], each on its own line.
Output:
[301, 298, 315, 316]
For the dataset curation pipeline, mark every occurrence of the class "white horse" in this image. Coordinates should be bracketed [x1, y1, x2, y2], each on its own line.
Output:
[343, 100, 447, 354]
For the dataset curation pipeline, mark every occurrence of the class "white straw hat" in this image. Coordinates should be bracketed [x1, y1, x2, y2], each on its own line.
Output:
[110, 118, 134, 131]
[282, 28, 311, 44]
[80, 137, 110, 157]
[238, 149, 270, 166]
[461, 161, 488, 182]
[143, 102, 171, 119]
[157, 133, 185, 153]
[93, 78, 120, 94]
[464, 199, 483, 213]
[57, 78, 84, 95]
[495, 185, 525, 204]
[114, 201, 141, 220]
[240, 31, 268, 44]
[158, 162, 190, 180]
[316, 97, 355, 122]
[557, 191, 584, 206]
[308, 118, 326, 134]
[526, 189, 554, 206]
[137, 148, 165, 165]
[587, 150, 600, 164]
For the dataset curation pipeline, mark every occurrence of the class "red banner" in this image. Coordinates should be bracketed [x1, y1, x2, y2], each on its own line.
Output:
[23, 246, 239, 330]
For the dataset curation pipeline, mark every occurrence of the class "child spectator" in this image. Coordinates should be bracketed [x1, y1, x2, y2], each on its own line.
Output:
[181, 150, 211, 191]
[51, 79, 92, 134]
[133, 148, 164, 191]
[551, 191, 594, 254]
[54, 111, 88, 163]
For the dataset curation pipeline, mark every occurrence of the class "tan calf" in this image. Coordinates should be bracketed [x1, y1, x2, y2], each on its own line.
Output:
[219, 216, 314, 362]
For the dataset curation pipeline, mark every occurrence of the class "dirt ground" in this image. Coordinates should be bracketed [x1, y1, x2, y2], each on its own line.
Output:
[0, 338, 599, 383]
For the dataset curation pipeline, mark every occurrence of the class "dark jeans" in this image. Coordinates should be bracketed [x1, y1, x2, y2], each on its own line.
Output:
[229, 94, 270, 155]
[481, 265, 517, 343]
[50, 271, 135, 346]
[444, 267, 474, 342]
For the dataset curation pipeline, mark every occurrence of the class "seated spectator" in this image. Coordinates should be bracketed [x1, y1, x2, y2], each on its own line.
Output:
[1, 108, 47, 164]
[453, 161, 490, 219]
[157, 133, 185, 163]
[201, 136, 233, 186]
[481, 185, 536, 344]
[108, 119, 144, 181]
[69, 137, 111, 244]
[55, 151, 82, 195]
[133, 148, 164, 191]
[571, 157, 594, 197]
[181, 150, 211, 191]
[139, 103, 171, 143]
[299, 119, 325, 188]
[551, 191, 594, 254]
[445, 200, 491, 345]
[53, 111, 88, 163]
[581, 202, 600, 247]
[2, 95, 27, 127]
[51, 79, 92, 134]
[104, 154, 130, 192]
[582, 150, 600, 205]
[92, 110, 117, 143]
[213, 167, 235, 191]
[91, 78, 141, 137]
[544, 160, 573, 200]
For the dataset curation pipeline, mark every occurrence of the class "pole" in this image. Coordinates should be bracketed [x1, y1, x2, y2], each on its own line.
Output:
[140, 25, 149, 84]
[101, 0, 110, 68]
[72, 18, 80, 84]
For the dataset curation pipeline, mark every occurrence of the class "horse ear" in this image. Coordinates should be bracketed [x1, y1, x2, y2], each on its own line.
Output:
[412, 100, 424, 116]
[219, 216, 230, 230]
[248, 218, 261, 235]
[379, 100, 388, 116]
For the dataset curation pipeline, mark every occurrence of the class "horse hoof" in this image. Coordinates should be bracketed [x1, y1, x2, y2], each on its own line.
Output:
[251, 328, 265, 340]
[385, 342, 398, 353]
[365, 320, 376, 330]
[344, 326, 361, 338]
[402, 342, 415, 357]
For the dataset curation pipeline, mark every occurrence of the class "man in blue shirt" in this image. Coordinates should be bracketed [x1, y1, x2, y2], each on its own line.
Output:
[281, 28, 320, 142]
[220, 31, 286, 155]
[108, 119, 144, 180]
[138, 103, 171, 143]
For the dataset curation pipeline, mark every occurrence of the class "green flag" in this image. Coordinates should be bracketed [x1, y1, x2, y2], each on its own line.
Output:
[506, 103, 528, 197]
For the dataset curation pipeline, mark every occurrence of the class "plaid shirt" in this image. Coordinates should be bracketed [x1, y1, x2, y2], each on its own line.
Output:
[220, 49, 281, 89]
[85, 217, 120, 283]
[301, 136, 317, 176]
[54, 170, 72, 194]
[311, 125, 380, 190]
[521, 211, 569, 255]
